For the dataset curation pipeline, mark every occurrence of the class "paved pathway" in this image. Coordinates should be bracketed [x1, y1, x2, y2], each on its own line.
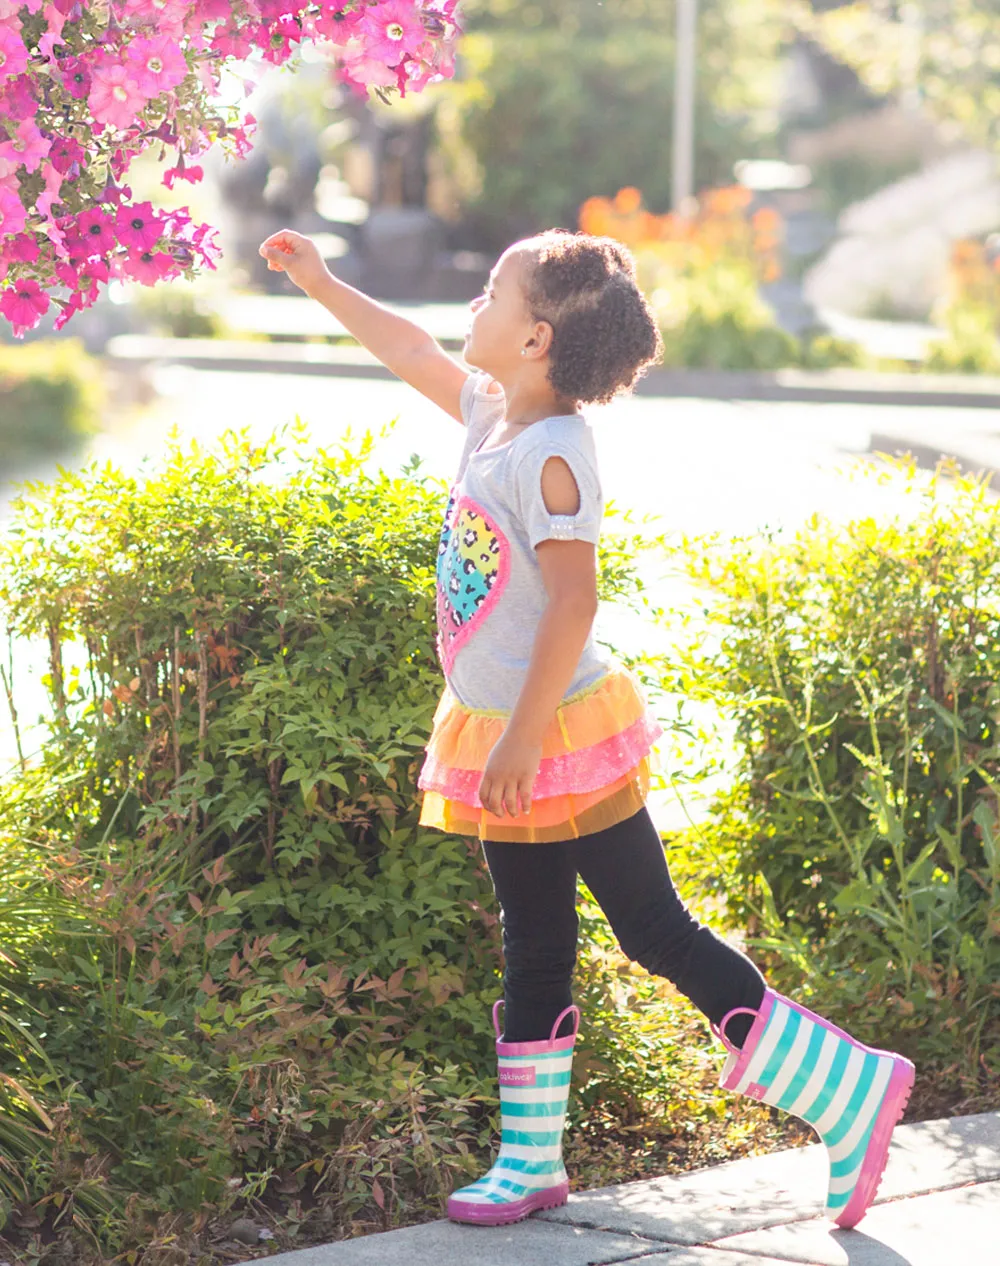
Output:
[260, 1111, 1000, 1265]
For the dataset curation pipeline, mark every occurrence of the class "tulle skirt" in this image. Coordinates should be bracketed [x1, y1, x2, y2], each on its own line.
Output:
[417, 664, 662, 842]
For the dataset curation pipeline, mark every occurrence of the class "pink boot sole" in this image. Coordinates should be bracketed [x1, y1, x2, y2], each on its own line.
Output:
[447, 1181, 569, 1226]
[834, 1056, 915, 1229]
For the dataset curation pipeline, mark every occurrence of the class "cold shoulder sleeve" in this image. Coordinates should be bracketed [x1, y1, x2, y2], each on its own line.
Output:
[513, 427, 604, 550]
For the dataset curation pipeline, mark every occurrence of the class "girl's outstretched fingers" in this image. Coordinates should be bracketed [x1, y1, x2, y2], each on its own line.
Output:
[257, 230, 326, 291]
[258, 232, 295, 270]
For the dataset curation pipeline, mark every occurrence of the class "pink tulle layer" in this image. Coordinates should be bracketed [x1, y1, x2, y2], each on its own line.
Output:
[419, 712, 663, 805]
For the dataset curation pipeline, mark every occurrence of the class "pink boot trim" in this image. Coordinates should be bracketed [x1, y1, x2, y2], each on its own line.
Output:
[492, 999, 581, 1055]
[713, 992, 775, 1089]
[833, 1055, 916, 1229]
[447, 1181, 569, 1225]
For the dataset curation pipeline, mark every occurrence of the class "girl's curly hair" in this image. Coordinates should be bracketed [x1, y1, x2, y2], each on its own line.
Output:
[522, 230, 663, 405]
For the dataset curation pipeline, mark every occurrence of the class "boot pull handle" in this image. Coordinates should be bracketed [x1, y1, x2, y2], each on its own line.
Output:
[492, 1000, 582, 1043]
[711, 1006, 760, 1056]
[549, 1004, 581, 1043]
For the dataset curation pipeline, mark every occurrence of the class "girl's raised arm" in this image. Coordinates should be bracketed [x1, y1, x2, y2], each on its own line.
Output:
[259, 229, 469, 423]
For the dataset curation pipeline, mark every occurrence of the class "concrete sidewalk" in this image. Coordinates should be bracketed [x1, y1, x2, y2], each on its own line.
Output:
[261, 1112, 1000, 1266]
[105, 333, 1000, 410]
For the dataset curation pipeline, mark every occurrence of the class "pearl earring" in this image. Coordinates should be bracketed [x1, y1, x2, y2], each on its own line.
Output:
[521, 349, 527, 357]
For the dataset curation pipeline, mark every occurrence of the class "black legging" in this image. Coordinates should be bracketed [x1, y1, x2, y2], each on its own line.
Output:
[482, 806, 766, 1047]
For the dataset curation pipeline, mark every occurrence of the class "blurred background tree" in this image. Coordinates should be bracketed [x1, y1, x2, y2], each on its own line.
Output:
[804, 1, 1000, 151]
[434, 0, 788, 247]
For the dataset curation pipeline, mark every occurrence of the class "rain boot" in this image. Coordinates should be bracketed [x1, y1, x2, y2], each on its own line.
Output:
[447, 1000, 579, 1225]
[714, 987, 915, 1228]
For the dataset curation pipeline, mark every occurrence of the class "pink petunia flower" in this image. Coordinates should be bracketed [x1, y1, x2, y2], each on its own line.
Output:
[49, 134, 85, 176]
[34, 158, 66, 219]
[39, 3, 67, 62]
[81, 258, 110, 286]
[192, 0, 230, 20]
[115, 201, 164, 251]
[74, 207, 117, 255]
[163, 161, 204, 191]
[257, 15, 303, 66]
[120, 249, 178, 285]
[359, 0, 426, 63]
[0, 119, 51, 175]
[53, 290, 85, 332]
[337, 36, 398, 93]
[89, 62, 148, 130]
[210, 22, 254, 60]
[307, 2, 363, 44]
[0, 278, 50, 336]
[55, 54, 92, 99]
[0, 72, 36, 119]
[40, 215, 69, 260]
[0, 179, 26, 235]
[225, 114, 257, 160]
[0, 22, 29, 83]
[6, 233, 38, 263]
[128, 34, 189, 99]
[121, 0, 190, 37]
[55, 260, 80, 289]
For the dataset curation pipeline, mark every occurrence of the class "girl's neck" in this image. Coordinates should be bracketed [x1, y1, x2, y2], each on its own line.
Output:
[498, 378, 581, 428]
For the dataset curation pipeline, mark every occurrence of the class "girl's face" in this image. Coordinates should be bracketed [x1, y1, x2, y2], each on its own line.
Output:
[464, 245, 538, 375]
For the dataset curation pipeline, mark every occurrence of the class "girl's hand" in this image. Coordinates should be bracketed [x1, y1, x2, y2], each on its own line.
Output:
[479, 732, 542, 818]
[258, 229, 329, 295]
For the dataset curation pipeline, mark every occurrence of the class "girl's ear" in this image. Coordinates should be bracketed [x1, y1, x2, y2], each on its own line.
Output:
[526, 319, 554, 358]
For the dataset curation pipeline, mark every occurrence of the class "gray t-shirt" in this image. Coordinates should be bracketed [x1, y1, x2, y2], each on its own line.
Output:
[435, 372, 611, 712]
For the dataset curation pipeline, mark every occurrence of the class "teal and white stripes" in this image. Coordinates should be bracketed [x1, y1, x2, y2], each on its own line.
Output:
[449, 1046, 573, 1207]
[723, 995, 898, 1215]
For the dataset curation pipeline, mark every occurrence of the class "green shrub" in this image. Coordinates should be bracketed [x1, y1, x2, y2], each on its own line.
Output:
[1, 425, 731, 1261]
[653, 262, 797, 371]
[651, 263, 870, 372]
[924, 302, 1000, 374]
[797, 330, 870, 370]
[131, 283, 231, 340]
[0, 340, 103, 465]
[669, 461, 1000, 1081]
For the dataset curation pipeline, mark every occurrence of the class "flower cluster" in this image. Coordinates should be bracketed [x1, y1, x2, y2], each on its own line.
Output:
[579, 186, 783, 285]
[0, 0, 460, 337]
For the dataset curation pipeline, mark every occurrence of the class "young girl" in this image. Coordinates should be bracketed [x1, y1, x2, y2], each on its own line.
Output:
[258, 227, 914, 1232]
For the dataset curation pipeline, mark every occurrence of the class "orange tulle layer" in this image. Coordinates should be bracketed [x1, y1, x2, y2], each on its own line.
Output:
[417, 665, 661, 843]
[419, 760, 652, 842]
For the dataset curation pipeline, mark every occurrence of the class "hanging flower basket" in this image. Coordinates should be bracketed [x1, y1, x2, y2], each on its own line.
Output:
[0, 0, 460, 336]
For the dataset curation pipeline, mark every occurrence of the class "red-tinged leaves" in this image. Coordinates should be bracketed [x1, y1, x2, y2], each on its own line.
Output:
[385, 966, 408, 998]
[317, 965, 348, 999]
[188, 893, 203, 915]
[282, 958, 307, 988]
[204, 928, 236, 952]
[201, 857, 233, 888]
[371, 1179, 385, 1210]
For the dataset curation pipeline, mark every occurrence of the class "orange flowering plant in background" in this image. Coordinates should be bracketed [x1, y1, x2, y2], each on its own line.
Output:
[578, 184, 783, 287]
[943, 239, 1000, 314]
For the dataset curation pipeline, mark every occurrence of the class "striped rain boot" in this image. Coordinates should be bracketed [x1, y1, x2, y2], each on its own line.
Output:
[447, 1001, 579, 1226]
[714, 988, 915, 1228]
